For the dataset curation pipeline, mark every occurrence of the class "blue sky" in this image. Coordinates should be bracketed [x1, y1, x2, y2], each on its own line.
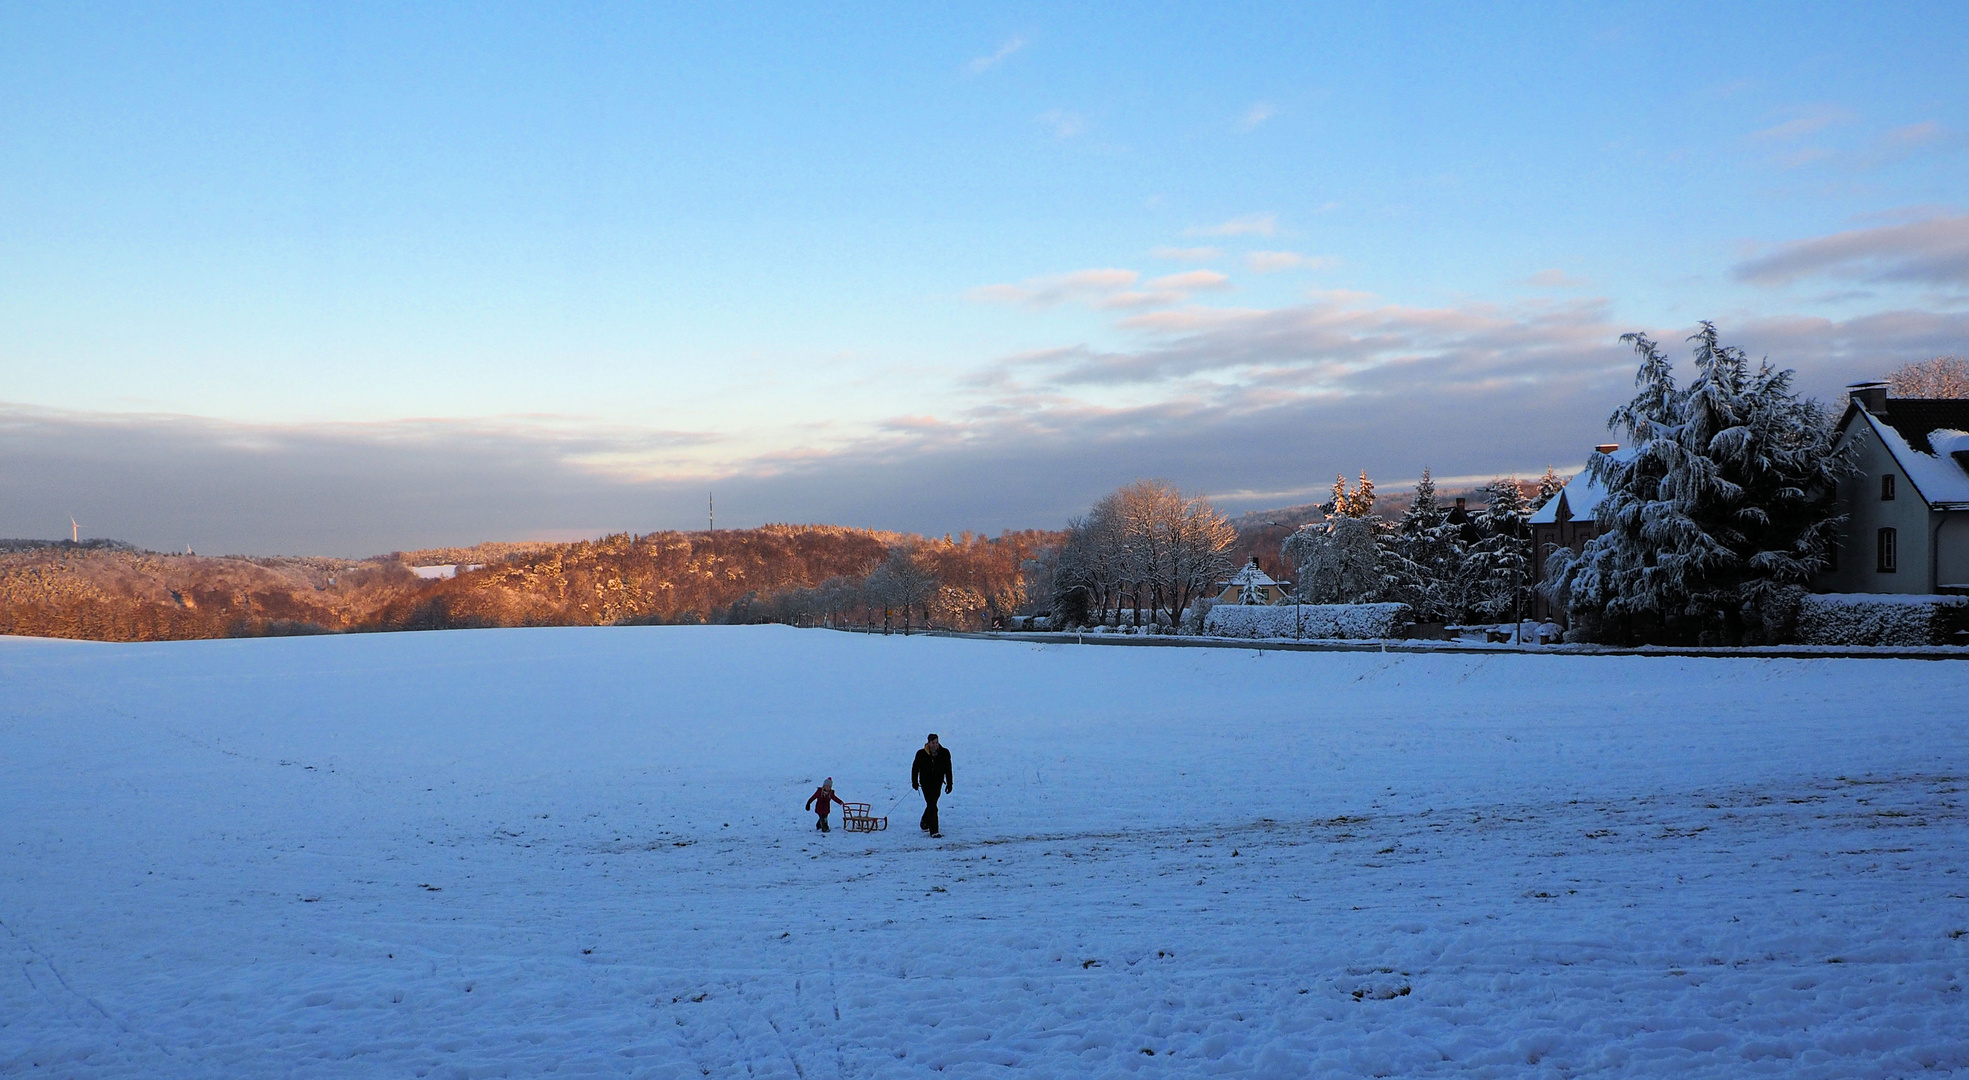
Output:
[3, 3, 1966, 553]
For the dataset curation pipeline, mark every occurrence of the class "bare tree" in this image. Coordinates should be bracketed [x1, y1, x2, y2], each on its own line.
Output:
[1886, 356, 1969, 398]
[1054, 497, 1128, 625]
[1048, 480, 1236, 630]
[1162, 493, 1237, 625]
[816, 576, 861, 627]
[1114, 480, 1180, 626]
[866, 545, 939, 633]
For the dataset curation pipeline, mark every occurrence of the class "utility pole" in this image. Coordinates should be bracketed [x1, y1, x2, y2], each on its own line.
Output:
[708, 493, 714, 532]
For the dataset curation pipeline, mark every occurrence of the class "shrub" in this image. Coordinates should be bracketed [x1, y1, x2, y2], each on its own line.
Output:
[1203, 603, 1412, 640]
[1794, 593, 1969, 646]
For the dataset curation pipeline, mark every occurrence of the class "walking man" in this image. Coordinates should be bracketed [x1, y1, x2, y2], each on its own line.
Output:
[911, 733, 952, 837]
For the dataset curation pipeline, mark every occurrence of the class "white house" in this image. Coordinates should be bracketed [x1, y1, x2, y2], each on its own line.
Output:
[1817, 384, 1969, 595]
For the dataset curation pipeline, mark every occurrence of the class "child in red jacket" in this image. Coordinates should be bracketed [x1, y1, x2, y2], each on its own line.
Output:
[805, 778, 846, 832]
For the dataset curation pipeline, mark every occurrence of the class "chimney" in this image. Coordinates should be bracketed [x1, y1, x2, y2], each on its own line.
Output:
[1594, 443, 1619, 454]
[1848, 382, 1888, 415]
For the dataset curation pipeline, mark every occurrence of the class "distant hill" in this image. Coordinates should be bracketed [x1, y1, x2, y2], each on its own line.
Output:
[1224, 503, 1326, 534]
[0, 526, 1060, 642]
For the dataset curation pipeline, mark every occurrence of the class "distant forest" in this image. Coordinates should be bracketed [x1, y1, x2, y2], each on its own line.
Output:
[0, 526, 1061, 642]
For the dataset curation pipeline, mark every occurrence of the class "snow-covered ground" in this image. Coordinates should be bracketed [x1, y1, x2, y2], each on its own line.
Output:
[2, 626, 1966, 1078]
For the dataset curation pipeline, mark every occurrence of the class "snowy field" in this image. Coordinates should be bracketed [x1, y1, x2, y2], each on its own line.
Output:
[2, 626, 1967, 1079]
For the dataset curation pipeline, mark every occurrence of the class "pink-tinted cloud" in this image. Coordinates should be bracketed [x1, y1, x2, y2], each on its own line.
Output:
[967, 267, 1232, 311]
[1151, 246, 1223, 262]
[1734, 214, 1969, 286]
[1749, 105, 1854, 143]
[1245, 251, 1337, 273]
[966, 269, 1140, 307]
[1185, 214, 1277, 237]
[1885, 120, 1945, 146]
[1145, 270, 1231, 292]
[1520, 269, 1590, 288]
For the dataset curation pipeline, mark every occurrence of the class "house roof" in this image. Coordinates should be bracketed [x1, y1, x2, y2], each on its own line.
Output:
[1220, 559, 1281, 588]
[1527, 448, 1633, 525]
[1839, 401, 1969, 509]
[1865, 398, 1969, 455]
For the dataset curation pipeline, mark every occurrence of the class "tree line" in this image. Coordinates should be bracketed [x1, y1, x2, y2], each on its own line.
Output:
[0, 525, 1062, 641]
[1281, 469, 1548, 624]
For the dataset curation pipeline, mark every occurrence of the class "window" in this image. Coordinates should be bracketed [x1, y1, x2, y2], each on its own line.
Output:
[1877, 528, 1898, 573]
[1881, 473, 1896, 501]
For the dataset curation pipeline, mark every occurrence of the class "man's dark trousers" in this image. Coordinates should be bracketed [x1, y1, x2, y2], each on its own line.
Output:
[919, 787, 940, 833]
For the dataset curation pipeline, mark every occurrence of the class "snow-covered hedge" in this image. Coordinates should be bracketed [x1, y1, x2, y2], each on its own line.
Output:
[1795, 593, 1969, 646]
[1203, 603, 1413, 640]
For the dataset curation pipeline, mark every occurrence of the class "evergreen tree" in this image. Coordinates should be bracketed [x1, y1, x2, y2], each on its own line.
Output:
[1532, 467, 1566, 511]
[1405, 470, 1444, 531]
[1379, 469, 1463, 621]
[1324, 471, 1378, 518]
[1348, 471, 1376, 517]
[1468, 478, 1532, 622]
[1553, 323, 1850, 645]
[1284, 517, 1385, 604]
[1320, 474, 1347, 517]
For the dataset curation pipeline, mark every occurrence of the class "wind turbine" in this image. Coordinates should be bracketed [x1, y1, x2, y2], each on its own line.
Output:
[70, 516, 79, 543]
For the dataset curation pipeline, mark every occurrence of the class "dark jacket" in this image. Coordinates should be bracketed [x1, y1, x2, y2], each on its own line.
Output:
[806, 786, 845, 814]
[912, 746, 952, 792]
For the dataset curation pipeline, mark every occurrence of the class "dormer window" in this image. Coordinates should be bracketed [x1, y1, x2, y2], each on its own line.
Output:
[1881, 474, 1896, 501]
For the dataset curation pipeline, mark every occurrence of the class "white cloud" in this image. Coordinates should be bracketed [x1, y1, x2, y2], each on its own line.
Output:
[1036, 109, 1087, 138]
[1245, 251, 1336, 273]
[966, 36, 1026, 74]
[1236, 102, 1276, 132]
[1185, 214, 1277, 238]
[1150, 246, 1223, 262]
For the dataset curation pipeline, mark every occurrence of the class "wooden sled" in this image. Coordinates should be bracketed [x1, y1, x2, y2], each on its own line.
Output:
[840, 802, 887, 832]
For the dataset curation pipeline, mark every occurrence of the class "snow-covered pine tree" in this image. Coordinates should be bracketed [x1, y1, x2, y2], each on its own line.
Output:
[1467, 478, 1532, 622]
[1397, 468, 1445, 533]
[1531, 467, 1566, 512]
[1346, 471, 1376, 518]
[1378, 468, 1463, 621]
[1321, 474, 1349, 517]
[1553, 323, 1849, 645]
[1283, 516, 1385, 605]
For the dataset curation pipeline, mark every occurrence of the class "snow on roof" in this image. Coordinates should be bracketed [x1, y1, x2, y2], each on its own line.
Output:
[1221, 560, 1279, 587]
[1527, 449, 1633, 524]
[1857, 411, 1969, 509]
